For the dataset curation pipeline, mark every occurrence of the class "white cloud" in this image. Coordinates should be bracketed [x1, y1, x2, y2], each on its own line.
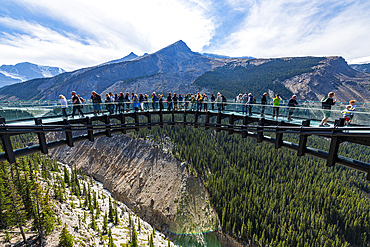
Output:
[0, 0, 215, 70]
[213, 0, 370, 61]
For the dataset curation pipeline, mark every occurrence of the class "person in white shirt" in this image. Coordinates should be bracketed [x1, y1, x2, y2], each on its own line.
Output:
[59, 95, 68, 119]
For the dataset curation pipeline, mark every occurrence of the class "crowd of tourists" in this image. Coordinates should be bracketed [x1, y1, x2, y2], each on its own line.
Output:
[58, 90, 357, 127]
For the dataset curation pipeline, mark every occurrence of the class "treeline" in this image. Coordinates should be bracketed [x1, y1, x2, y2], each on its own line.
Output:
[193, 57, 325, 99]
[135, 116, 370, 246]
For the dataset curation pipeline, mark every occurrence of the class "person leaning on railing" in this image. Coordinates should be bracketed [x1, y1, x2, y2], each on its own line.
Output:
[319, 92, 336, 127]
[261, 92, 267, 117]
[287, 95, 298, 121]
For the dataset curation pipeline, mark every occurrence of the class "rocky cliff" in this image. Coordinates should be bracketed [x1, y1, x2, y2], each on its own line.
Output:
[282, 57, 370, 102]
[47, 133, 218, 237]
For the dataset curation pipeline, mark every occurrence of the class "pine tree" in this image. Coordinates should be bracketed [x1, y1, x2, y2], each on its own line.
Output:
[109, 197, 114, 222]
[108, 228, 116, 247]
[130, 227, 138, 247]
[149, 234, 154, 247]
[102, 212, 108, 234]
[59, 224, 74, 247]
[63, 166, 70, 187]
[114, 207, 119, 225]
[90, 212, 97, 231]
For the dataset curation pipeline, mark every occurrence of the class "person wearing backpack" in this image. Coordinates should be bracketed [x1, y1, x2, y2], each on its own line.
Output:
[260, 92, 267, 117]
[247, 93, 255, 116]
[319, 92, 336, 127]
[71, 91, 85, 118]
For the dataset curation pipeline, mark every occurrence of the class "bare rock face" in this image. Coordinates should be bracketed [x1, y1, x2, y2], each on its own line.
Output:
[282, 57, 370, 102]
[48, 134, 188, 233]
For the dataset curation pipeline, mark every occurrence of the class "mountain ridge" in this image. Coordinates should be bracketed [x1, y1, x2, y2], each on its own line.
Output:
[0, 62, 65, 88]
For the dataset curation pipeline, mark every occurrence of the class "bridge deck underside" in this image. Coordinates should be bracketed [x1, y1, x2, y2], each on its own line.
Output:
[1, 110, 370, 180]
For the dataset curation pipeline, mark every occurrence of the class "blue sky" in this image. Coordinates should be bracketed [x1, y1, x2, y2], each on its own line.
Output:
[1, 0, 370, 71]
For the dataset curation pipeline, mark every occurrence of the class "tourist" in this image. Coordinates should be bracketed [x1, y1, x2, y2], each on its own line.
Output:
[59, 95, 68, 119]
[173, 93, 178, 110]
[221, 94, 227, 111]
[118, 92, 124, 113]
[159, 94, 164, 111]
[196, 93, 203, 111]
[190, 95, 196, 111]
[109, 92, 115, 113]
[91, 91, 103, 116]
[71, 91, 85, 118]
[124, 92, 130, 112]
[178, 94, 183, 109]
[215, 92, 222, 112]
[341, 105, 352, 126]
[319, 92, 336, 127]
[114, 93, 119, 113]
[287, 95, 298, 121]
[203, 94, 208, 111]
[272, 94, 281, 120]
[348, 100, 356, 124]
[132, 94, 140, 112]
[210, 93, 215, 110]
[139, 93, 144, 111]
[241, 92, 249, 114]
[152, 92, 158, 110]
[247, 93, 255, 116]
[144, 94, 149, 111]
[105, 93, 113, 114]
[261, 93, 267, 117]
[235, 93, 242, 112]
[167, 92, 173, 111]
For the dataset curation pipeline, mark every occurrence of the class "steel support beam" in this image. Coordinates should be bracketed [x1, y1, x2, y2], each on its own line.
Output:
[34, 118, 48, 154]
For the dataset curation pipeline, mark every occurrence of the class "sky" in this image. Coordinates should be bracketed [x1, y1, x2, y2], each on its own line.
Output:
[1, 0, 370, 71]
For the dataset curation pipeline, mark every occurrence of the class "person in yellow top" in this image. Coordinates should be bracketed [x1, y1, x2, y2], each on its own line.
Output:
[272, 94, 281, 120]
[196, 92, 203, 111]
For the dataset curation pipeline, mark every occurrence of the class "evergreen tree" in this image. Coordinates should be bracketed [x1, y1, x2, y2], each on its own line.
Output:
[130, 227, 138, 247]
[108, 228, 116, 247]
[58, 224, 74, 247]
[149, 234, 154, 247]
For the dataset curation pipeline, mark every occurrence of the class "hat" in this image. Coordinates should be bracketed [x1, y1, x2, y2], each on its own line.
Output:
[72, 91, 76, 94]
[179, 94, 181, 96]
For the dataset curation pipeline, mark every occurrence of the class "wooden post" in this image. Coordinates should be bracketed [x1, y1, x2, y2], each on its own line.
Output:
[63, 119, 73, 147]
[297, 119, 311, 157]
[86, 117, 94, 141]
[228, 114, 234, 135]
[0, 118, 15, 163]
[275, 121, 285, 149]
[257, 118, 264, 143]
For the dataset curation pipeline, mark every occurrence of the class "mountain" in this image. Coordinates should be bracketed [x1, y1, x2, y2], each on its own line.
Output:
[0, 40, 224, 100]
[0, 41, 369, 103]
[101, 52, 139, 65]
[200, 52, 255, 59]
[194, 56, 370, 102]
[350, 63, 370, 73]
[0, 62, 65, 88]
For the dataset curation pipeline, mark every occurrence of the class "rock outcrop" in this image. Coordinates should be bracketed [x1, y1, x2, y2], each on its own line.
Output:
[48, 133, 213, 236]
[282, 57, 370, 102]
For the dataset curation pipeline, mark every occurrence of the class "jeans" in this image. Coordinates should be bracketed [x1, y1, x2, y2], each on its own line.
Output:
[72, 105, 84, 117]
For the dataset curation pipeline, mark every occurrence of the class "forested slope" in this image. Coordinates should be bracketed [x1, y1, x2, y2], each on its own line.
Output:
[193, 57, 325, 99]
[135, 117, 370, 247]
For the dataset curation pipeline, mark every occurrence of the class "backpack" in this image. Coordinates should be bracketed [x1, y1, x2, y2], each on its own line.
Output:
[321, 96, 329, 103]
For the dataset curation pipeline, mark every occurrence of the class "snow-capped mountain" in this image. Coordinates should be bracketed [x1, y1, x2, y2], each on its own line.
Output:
[0, 62, 65, 88]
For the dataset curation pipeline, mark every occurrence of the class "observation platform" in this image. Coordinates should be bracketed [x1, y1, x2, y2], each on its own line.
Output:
[0, 99, 370, 180]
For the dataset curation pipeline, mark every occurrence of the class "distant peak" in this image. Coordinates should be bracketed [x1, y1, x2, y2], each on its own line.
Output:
[155, 40, 193, 55]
